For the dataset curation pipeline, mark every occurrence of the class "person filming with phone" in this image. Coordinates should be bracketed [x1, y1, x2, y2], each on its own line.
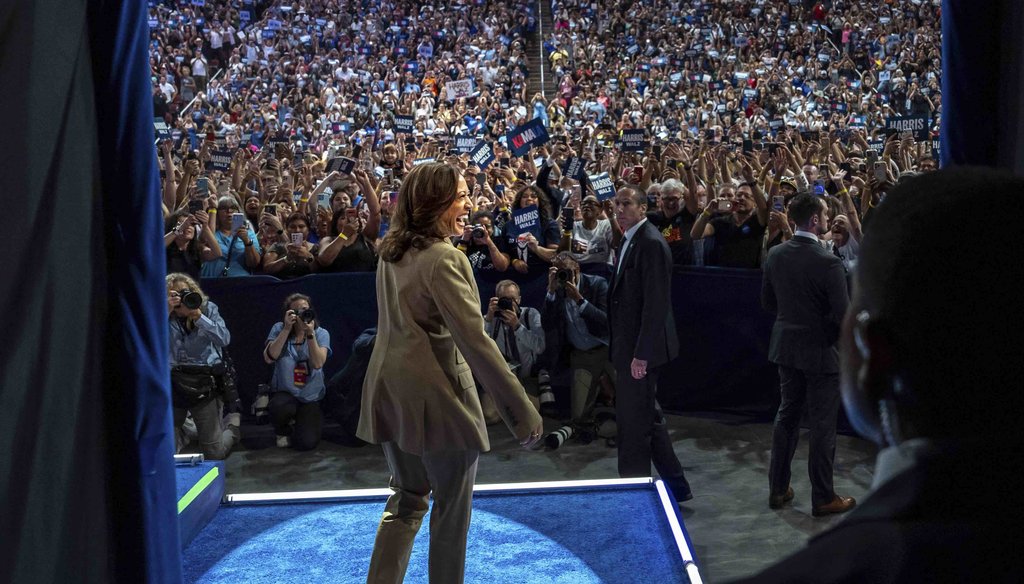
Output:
[690, 179, 768, 268]
[201, 196, 262, 278]
[263, 213, 320, 279]
[263, 293, 332, 450]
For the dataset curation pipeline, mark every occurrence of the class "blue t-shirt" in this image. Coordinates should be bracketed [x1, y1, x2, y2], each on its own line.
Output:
[265, 322, 332, 403]
[201, 229, 260, 278]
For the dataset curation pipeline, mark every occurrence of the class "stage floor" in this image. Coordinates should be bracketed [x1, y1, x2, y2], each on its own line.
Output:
[182, 479, 701, 584]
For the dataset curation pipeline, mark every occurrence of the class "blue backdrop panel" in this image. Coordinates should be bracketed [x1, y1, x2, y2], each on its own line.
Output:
[201, 268, 779, 418]
[88, 0, 183, 580]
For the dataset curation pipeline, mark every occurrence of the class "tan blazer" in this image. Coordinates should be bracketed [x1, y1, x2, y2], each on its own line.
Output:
[357, 240, 541, 455]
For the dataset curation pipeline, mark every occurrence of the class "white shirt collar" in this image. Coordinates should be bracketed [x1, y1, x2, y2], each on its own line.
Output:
[623, 218, 648, 243]
[794, 229, 819, 243]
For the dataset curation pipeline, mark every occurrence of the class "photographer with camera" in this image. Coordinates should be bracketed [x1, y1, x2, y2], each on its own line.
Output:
[456, 210, 511, 272]
[166, 273, 240, 460]
[483, 280, 545, 419]
[558, 195, 614, 277]
[263, 293, 332, 450]
[541, 252, 613, 424]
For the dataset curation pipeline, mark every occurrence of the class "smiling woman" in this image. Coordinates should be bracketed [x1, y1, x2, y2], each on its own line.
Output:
[358, 162, 543, 583]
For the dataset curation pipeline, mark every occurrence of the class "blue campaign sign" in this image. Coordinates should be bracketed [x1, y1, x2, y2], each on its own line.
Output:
[356, 94, 369, 106]
[326, 157, 355, 174]
[469, 140, 495, 169]
[393, 115, 414, 134]
[240, 10, 251, 21]
[506, 118, 549, 157]
[618, 129, 647, 152]
[561, 156, 588, 180]
[205, 149, 233, 172]
[507, 205, 541, 239]
[455, 135, 478, 154]
[154, 119, 171, 140]
[267, 19, 282, 30]
[588, 173, 616, 201]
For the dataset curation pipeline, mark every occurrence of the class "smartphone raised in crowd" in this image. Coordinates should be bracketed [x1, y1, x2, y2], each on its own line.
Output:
[188, 199, 205, 214]
[476, 172, 487, 187]
[772, 195, 785, 213]
[231, 213, 246, 232]
[290, 232, 303, 246]
[264, 204, 278, 216]
[196, 177, 209, 198]
[873, 161, 888, 183]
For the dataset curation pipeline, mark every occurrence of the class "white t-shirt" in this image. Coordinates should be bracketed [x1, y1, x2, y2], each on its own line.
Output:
[570, 219, 613, 265]
[191, 57, 207, 77]
[835, 235, 860, 272]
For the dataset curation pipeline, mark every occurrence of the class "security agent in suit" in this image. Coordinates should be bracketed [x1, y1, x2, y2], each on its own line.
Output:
[541, 251, 613, 422]
[733, 167, 1024, 584]
[761, 193, 854, 516]
[358, 164, 543, 584]
[608, 185, 691, 502]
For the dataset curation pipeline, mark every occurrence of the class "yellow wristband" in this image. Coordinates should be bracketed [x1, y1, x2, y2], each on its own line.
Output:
[338, 233, 349, 241]
[299, 198, 309, 204]
[208, 209, 217, 214]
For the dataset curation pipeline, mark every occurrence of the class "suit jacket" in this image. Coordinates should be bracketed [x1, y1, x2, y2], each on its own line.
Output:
[357, 241, 541, 455]
[541, 273, 609, 372]
[761, 235, 849, 373]
[608, 220, 679, 370]
[729, 443, 1023, 584]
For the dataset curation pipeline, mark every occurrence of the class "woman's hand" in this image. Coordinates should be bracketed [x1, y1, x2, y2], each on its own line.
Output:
[287, 243, 313, 260]
[167, 292, 181, 314]
[521, 419, 545, 448]
[283, 309, 299, 332]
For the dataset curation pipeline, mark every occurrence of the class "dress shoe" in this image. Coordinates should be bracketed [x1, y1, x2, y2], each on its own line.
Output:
[812, 494, 856, 517]
[768, 486, 794, 509]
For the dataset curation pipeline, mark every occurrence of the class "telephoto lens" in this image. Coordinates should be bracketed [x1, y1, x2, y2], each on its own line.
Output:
[181, 291, 203, 310]
[299, 308, 316, 324]
[556, 268, 572, 282]
[497, 297, 514, 311]
[544, 424, 575, 449]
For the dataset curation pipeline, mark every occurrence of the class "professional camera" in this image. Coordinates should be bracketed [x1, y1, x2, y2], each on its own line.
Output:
[556, 268, 573, 283]
[497, 297, 515, 312]
[180, 290, 203, 310]
[544, 424, 575, 449]
[298, 308, 317, 324]
[471, 225, 487, 239]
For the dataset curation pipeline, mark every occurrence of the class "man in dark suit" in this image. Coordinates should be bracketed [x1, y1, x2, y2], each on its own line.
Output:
[609, 185, 691, 502]
[762, 193, 854, 516]
[541, 252, 611, 422]
[732, 167, 1024, 584]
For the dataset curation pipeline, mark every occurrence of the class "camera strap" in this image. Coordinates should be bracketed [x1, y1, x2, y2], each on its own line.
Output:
[220, 233, 240, 277]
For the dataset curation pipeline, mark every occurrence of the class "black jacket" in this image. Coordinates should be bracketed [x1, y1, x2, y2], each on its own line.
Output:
[608, 220, 679, 370]
[761, 235, 848, 373]
[541, 273, 609, 372]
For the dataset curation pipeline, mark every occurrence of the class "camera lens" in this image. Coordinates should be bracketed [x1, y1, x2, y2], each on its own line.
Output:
[181, 291, 203, 310]
[300, 308, 316, 324]
[557, 268, 572, 282]
[472, 227, 486, 239]
[497, 297, 514, 311]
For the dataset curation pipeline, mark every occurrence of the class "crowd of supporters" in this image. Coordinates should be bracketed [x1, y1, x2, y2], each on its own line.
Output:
[153, 0, 942, 456]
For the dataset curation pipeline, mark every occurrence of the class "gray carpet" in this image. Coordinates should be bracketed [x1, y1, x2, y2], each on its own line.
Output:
[221, 412, 876, 583]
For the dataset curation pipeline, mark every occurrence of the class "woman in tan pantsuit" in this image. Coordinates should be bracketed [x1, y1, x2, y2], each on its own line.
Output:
[358, 163, 544, 584]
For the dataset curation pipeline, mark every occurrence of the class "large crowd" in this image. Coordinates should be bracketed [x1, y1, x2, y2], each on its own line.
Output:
[154, 0, 943, 458]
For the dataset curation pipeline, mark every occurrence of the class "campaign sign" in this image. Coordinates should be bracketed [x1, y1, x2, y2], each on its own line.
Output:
[240, 10, 251, 21]
[455, 136, 478, 154]
[868, 140, 885, 153]
[885, 115, 929, 140]
[562, 157, 587, 180]
[506, 118, 550, 157]
[507, 205, 541, 239]
[206, 149, 232, 172]
[618, 129, 647, 152]
[154, 119, 171, 140]
[267, 19, 282, 30]
[469, 140, 495, 169]
[588, 173, 616, 201]
[445, 78, 476, 101]
[262, 29, 275, 40]
[394, 115, 414, 134]
[327, 157, 355, 174]
[412, 157, 437, 167]
[356, 94, 369, 106]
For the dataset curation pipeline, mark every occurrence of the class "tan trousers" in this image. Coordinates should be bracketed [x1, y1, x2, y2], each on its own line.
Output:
[366, 442, 480, 584]
[569, 345, 615, 421]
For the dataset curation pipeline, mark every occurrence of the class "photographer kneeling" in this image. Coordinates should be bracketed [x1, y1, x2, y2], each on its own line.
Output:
[263, 294, 332, 450]
[167, 273, 240, 460]
[483, 280, 545, 422]
[541, 252, 613, 423]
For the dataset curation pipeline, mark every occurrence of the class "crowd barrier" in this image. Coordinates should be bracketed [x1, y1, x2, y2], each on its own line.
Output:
[201, 267, 781, 419]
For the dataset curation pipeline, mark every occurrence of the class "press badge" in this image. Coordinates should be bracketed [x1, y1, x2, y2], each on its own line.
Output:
[293, 361, 309, 387]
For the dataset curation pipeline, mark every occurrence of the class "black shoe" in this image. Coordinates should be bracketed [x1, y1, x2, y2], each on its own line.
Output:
[667, 476, 693, 503]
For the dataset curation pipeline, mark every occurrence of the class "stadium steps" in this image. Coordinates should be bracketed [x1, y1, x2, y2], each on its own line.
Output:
[526, 0, 556, 100]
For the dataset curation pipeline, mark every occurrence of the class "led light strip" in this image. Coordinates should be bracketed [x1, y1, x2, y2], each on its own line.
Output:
[654, 480, 704, 584]
[225, 477, 653, 505]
